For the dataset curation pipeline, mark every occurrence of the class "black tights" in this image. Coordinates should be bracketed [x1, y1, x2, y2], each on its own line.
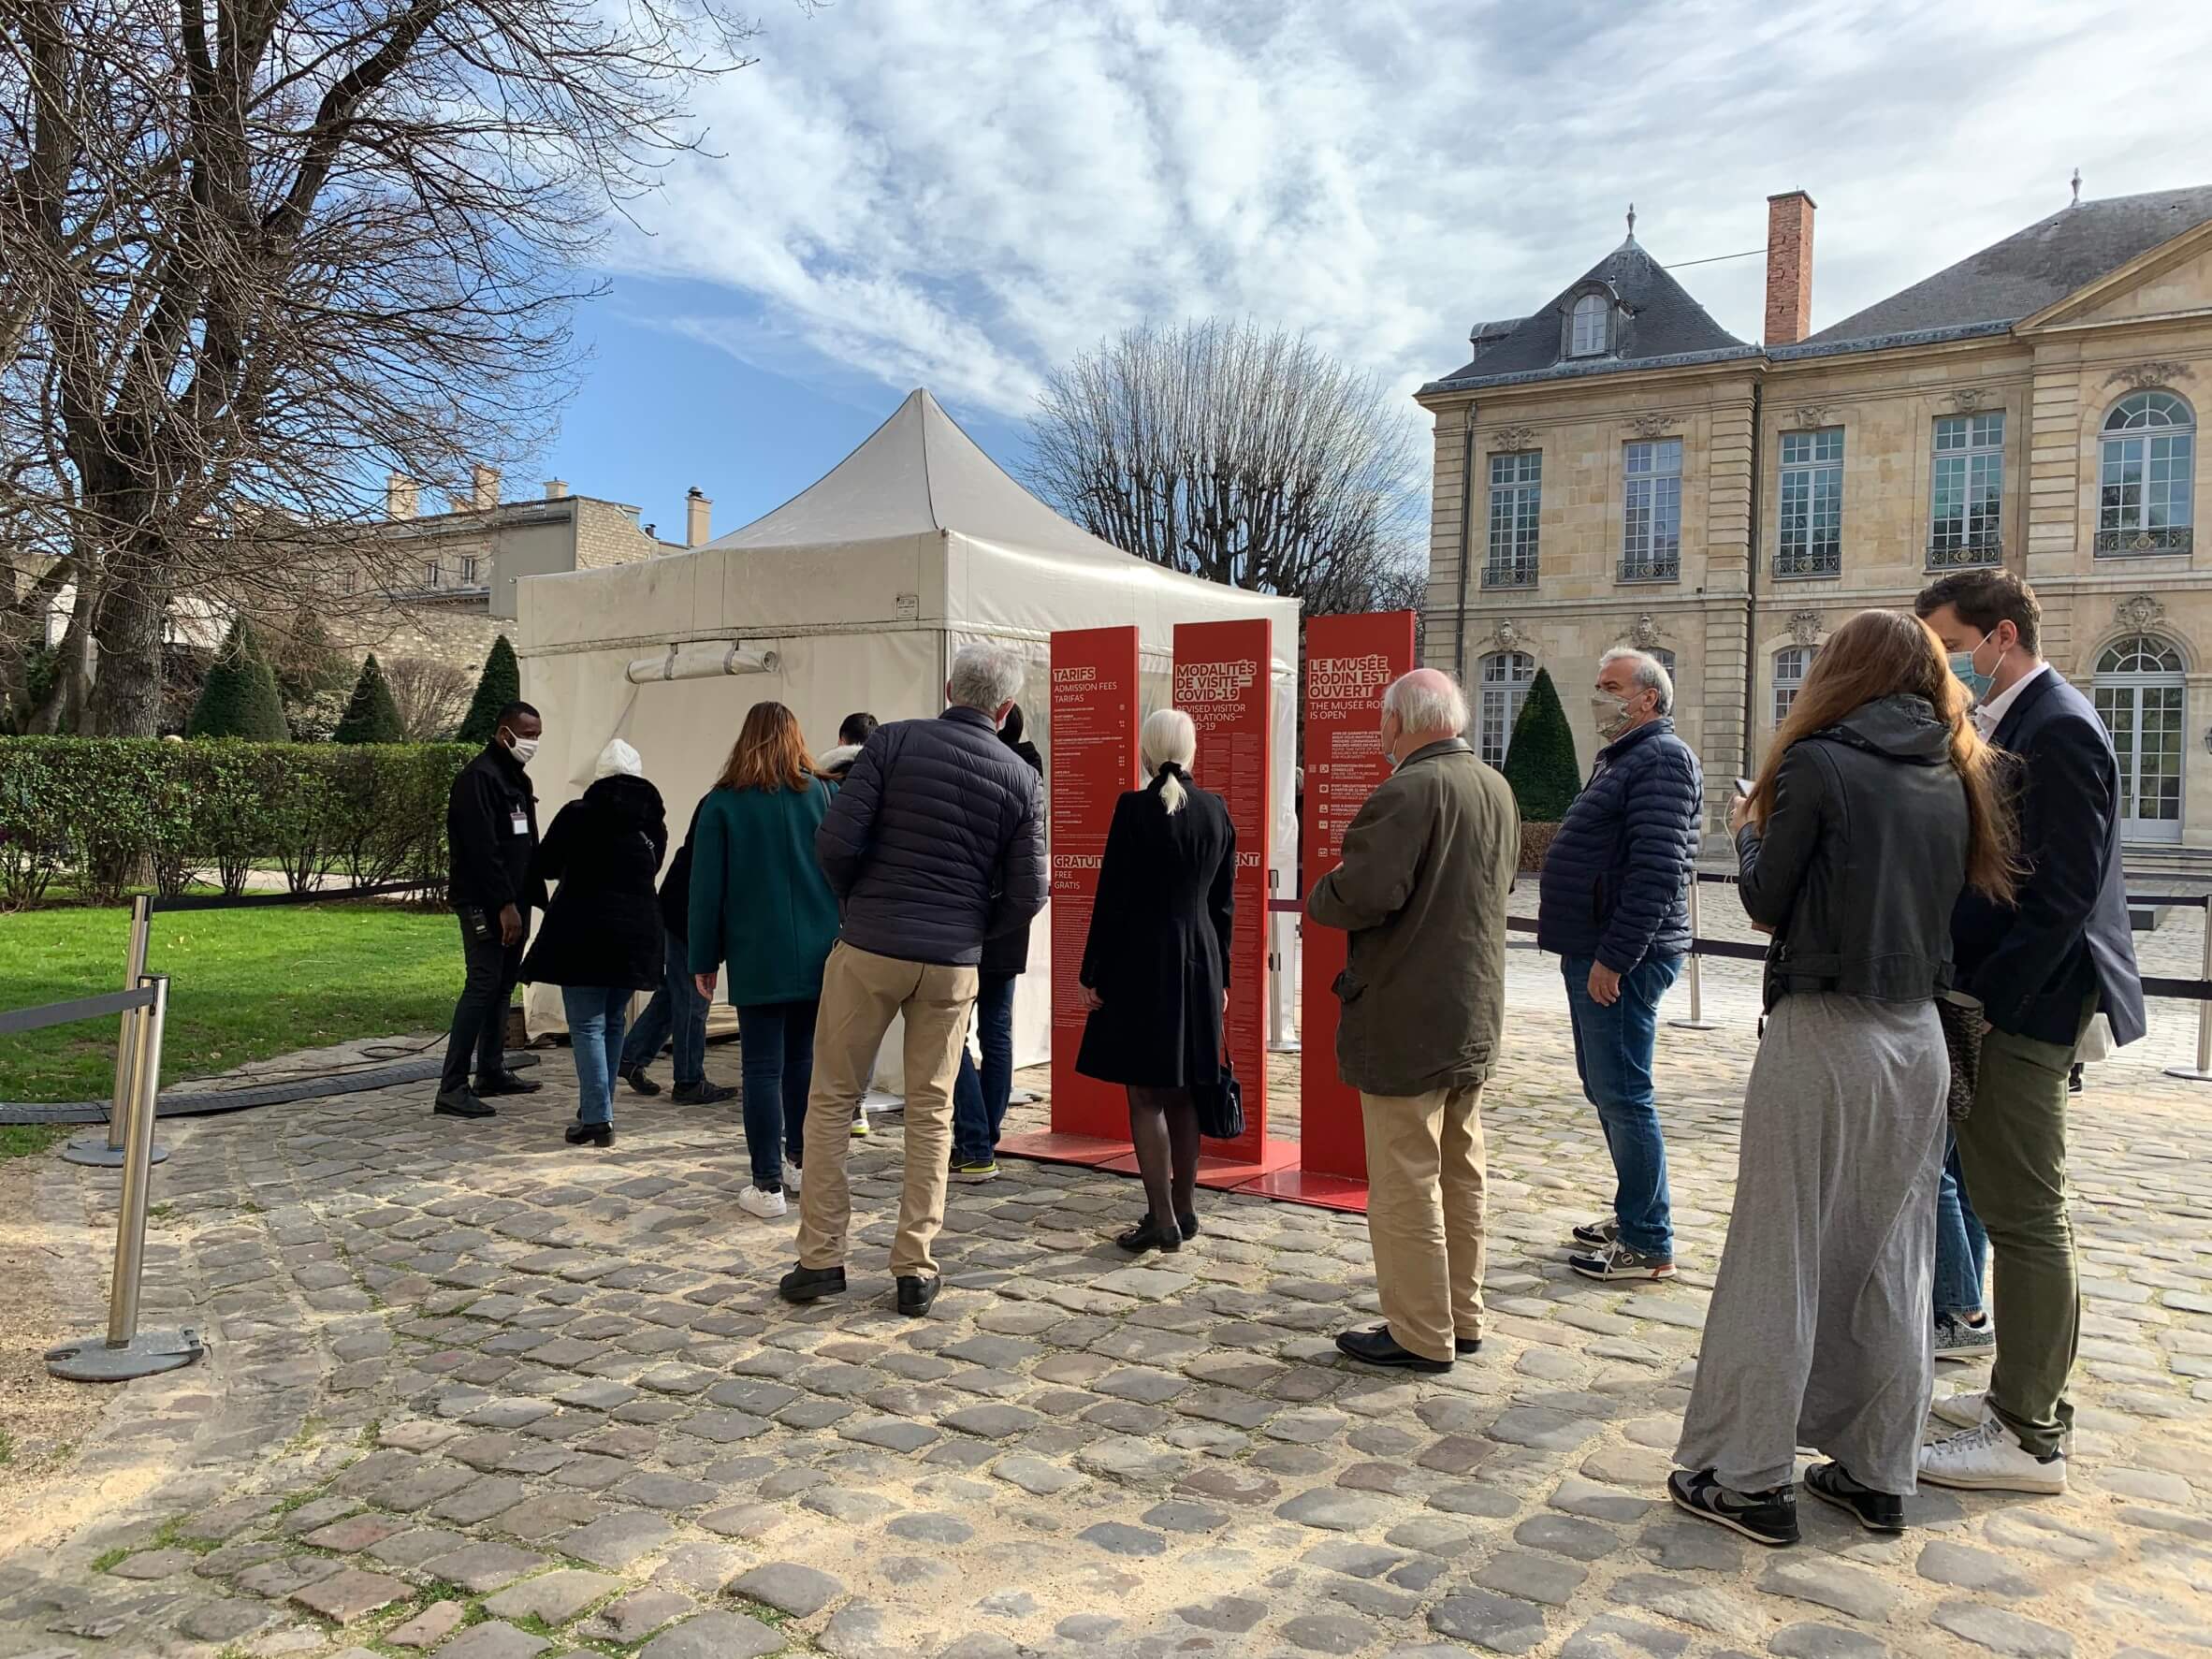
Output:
[1128, 1084, 1200, 1227]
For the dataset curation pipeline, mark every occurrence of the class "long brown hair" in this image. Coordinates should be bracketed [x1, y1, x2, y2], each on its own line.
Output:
[715, 701, 819, 793]
[1748, 608, 2016, 902]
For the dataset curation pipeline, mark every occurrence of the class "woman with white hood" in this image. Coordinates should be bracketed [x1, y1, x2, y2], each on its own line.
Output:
[521, 739, 669, 1148]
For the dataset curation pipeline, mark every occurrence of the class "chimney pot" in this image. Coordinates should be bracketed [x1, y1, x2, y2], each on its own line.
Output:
[472, 463, 502, 513]
[386, 472, 417, 520]
[543, 478, 568, 500]
[686, 488, 712, 548]
[1764, 190, 1817, 347]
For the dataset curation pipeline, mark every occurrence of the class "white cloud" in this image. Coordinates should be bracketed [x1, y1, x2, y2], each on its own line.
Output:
[606, 0, 2212, 421]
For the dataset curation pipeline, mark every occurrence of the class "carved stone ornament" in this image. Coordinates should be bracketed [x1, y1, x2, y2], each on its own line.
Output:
[1491, 423, 1537, 451]
[1788, 610, 1824, 648]
[1945, 388, 1989, 413]
[2110, 360, 2189, 391]
[2116, 593, 2166, 632]
[1491, 618, 1521, 652]
[1627, 414, 1678, 440]
[1629, 613, 1664, 652]
[1794, 404, 1832, 429]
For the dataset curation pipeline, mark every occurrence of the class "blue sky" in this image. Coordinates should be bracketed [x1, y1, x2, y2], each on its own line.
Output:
[535, 0, 2212, 537]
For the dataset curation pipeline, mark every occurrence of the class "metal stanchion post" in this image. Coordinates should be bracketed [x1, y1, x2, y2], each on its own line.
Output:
[2164, 905, 2212, 1083]
[1667, 880, 1719, 1032]
[65, 894, 167, 1168]
[47, 974, 205, 1381]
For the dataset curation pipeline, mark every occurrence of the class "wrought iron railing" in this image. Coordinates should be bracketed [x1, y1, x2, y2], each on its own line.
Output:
[2096, 527, 2192, 556]
[1926, 535, 2002, 571]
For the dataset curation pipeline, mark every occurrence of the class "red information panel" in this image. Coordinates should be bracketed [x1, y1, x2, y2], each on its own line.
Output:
[1002, 626, 1140, 1166]
[1274, 611, 1415, 1202]
[1166, 618, 1290, 1185]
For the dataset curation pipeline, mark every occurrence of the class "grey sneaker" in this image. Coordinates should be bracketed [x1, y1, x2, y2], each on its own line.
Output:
[1570, 1214, 1620, 1248]
[1568, 1239, 1676, 1281]
[1933, 1314, 1996, 1361]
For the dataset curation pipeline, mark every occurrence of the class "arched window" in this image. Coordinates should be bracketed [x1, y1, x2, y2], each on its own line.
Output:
[1568, 293, 1609, 357]
[1477, 651, 1535, 765]
[2098, 391, 2194, 555]
[1772, 646, 1812, 726]
[2094, 633, 2186, 841]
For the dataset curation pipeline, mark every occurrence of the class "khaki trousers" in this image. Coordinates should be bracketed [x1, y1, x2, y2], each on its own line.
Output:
[794, 942, 979, 1280]
[1360, 1084, 1489, 1363]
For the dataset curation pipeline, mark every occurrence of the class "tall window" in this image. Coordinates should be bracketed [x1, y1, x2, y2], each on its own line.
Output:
[1772, 647, 1812, 726]
[1621, 439, 1682, 581]
[459, 555, 480, 584]
[1652, 648, 1677, 680]
[1485, 451, 1541, 587]
[2095, 634, 2186, 842]
[1777, 428, 1844, 576]
[1929, 412, 2003, 567]
[1477, 651, 1535, 765]
[2098, 391, 2194, 555]
[1569, 294, 1608, 357]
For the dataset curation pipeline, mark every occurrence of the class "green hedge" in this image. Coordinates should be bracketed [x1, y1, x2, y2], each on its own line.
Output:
[0, 738, 472, 909]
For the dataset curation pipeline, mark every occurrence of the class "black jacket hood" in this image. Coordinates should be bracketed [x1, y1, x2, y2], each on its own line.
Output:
[1820, 693, 1951, 764]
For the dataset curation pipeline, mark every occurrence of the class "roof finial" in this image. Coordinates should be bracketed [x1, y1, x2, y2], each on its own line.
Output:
[1626, 201, 1637, 240]
[2071, 167, 2082, 208]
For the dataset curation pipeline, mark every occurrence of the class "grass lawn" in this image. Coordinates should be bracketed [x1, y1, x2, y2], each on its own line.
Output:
[0, 903, 459, 1106]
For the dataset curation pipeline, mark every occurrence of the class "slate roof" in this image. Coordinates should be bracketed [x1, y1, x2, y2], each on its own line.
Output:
[1419, 236, 1755, 395]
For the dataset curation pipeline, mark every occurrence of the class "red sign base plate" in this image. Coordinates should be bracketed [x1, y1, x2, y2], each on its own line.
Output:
[997, 1130, 1135, 1168]
[1239, 1166, 1373, 1214]
[1100, 1138, 1300, 1191]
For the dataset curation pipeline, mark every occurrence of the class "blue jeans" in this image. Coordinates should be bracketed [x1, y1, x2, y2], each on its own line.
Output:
[1561, 953, 1682, 1258]
[562, 985, 629, 1127]
[618, 930, 708, 1087]
[737, 999, 817, 1190]
[1933, 1133, 1988, 1319]
[952, 971, 1018, 1165]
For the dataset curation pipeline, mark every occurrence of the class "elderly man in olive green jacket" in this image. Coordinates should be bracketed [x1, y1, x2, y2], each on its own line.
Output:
[1307, 667, 1520, 1373]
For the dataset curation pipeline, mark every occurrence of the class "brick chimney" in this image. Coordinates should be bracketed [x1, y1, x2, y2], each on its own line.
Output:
[543, 478, 568, 500]
[1764, 190, 1817, 346]
[472, 463, 502, 512]
[386, 472, 417, 520]
[686, 487, 711, 548]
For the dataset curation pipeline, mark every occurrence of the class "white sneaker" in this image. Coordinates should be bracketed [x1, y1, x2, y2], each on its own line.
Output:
[738, 1185, 788, 1220]
[783, 1164, 802, 1194]
[1930, 1389, 1990, 1430]
[1917, 1416, 2067, 1495]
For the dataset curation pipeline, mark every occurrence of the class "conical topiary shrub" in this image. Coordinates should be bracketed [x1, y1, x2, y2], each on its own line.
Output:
[1500, 666, 1581, 822]
[456, 633, 521, 746]
[333, 653, 406, 744]
[186, 618, 289, 741]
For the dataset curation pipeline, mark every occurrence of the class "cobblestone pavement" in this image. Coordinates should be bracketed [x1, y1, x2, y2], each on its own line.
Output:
[3, 944, 2209, 1659]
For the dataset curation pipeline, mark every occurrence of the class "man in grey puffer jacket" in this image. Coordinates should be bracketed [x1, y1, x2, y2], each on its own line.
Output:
[781, 643, 1046, 1317]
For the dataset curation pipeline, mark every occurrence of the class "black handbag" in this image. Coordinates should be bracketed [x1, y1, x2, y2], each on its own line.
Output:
[1194, 1060, 1244, 1142]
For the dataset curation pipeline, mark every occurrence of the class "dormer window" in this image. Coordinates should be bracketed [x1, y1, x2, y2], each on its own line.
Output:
[1569, 293, 1609, 357]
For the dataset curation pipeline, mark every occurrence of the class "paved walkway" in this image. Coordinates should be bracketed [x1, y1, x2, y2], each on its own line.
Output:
[2, 947, 2208, 1659]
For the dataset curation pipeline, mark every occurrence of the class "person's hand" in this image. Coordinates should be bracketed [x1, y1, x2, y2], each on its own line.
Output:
[693, 971, 717, 1000]
[1728, 792, 1754, 835]
[1222, 988, 1230, 1017]
[1079, 985, 1104, 1013]
[1587, 962, 1623, 1007]
[498, 903, 524, 946]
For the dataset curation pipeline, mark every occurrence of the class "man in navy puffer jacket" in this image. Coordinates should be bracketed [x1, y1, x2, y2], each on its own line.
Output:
[1535, 648, 1701, 1283]
[781, 642, 1046, 1319]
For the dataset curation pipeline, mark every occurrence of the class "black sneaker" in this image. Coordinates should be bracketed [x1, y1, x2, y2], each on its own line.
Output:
[1455, 1336, 1482, 1356]
[1570, 1214, 1619, 1247]
[1803, 1462, 1903, 1534]
[778, 1263, 847, 1304]
[1334, 1325, 1452, 1374]
[672, 1080, 735, 1105]
[1666, 1467, 1798, 1547]
[563, 1121, 614, 1148]
[896, 1274, 940, 1317]
[475, 1070, 541, 1097]
[621, 1067, 662, 1097]
[434, 1087, 496, 1118]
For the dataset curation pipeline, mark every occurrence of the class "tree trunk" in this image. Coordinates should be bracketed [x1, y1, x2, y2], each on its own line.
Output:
[87, 561, 166, 735]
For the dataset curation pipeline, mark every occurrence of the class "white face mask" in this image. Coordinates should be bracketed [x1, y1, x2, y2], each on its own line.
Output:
[504, 734, 540, 766]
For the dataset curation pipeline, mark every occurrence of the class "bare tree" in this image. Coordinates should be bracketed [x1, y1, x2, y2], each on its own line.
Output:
[0, 0, 767, 735]
[383, 653, 470, 739]
[1026, 319, 1426, 618]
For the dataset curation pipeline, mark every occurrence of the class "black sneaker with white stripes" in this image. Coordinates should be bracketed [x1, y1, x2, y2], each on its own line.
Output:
[1803, 1461, 1903, 1534]
[1666, 1467, 1799, 1547]
[1570, 1214, 1619, 1248]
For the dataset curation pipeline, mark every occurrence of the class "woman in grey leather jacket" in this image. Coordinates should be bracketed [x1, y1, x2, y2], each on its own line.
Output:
[1669, 607, 2016, 1546]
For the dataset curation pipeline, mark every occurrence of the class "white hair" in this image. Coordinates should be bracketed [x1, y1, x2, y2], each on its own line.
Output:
[948, 642, 1026, 714]
[1381, 671, 1469, 737]
[1142, 706, 1197, 815]
[1599, 648, 1674, 715]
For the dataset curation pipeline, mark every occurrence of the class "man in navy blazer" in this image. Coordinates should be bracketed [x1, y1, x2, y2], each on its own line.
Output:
[1914, 569, 2143, 1498]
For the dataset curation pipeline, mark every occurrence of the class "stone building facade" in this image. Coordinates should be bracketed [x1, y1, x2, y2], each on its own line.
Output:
[1418, 185, 2212, 861]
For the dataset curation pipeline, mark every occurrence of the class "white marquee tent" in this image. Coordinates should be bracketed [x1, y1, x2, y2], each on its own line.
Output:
[516, 388, 1301, 1083]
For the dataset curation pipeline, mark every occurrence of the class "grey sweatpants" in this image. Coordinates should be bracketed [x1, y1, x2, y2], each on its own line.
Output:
[1675, 993, 1948, 1495]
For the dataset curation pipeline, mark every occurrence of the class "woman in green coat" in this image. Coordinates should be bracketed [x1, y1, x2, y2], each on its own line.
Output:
[688, 701, 840, 1219]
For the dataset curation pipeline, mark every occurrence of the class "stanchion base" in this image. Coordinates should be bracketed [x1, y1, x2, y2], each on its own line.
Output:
[1666, 1020, 1719, 1032]
[61, 1134, 169, 1168]
[1241, 1165, 1371, 1213]
[2161, 1066, 2212, 1083]
[997, 1130, 1135, 1167]
[46, 1326, 204, 1383]
[1266, 1041, 1303, 1055]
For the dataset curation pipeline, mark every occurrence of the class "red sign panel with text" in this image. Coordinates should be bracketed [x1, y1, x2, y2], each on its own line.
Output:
[1046, 627, 1142, 1142]
[1300, 611, 1417, 1178]
[1172, 619, 1273, 1161]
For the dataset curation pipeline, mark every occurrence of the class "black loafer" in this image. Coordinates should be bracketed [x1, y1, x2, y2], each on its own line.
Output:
[434, 1088, 496, 1118]
[620, 1067, 662, 1097]
[1176, 1212, 1201, 1241]
[475, 1070, 542, 1097]
[896, 1275, 940, 1317]
[778, 1263, 847, 1303]
[563, 1121, 614, 1147]
[1114, 1216, 1184, 1254]
[1334, 1324, 1452, 1374]
[1804, 1461, 1904, 1534]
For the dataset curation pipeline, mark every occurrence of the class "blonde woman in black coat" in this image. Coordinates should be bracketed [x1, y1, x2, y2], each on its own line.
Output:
[1077, 707, 1235, 1253]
